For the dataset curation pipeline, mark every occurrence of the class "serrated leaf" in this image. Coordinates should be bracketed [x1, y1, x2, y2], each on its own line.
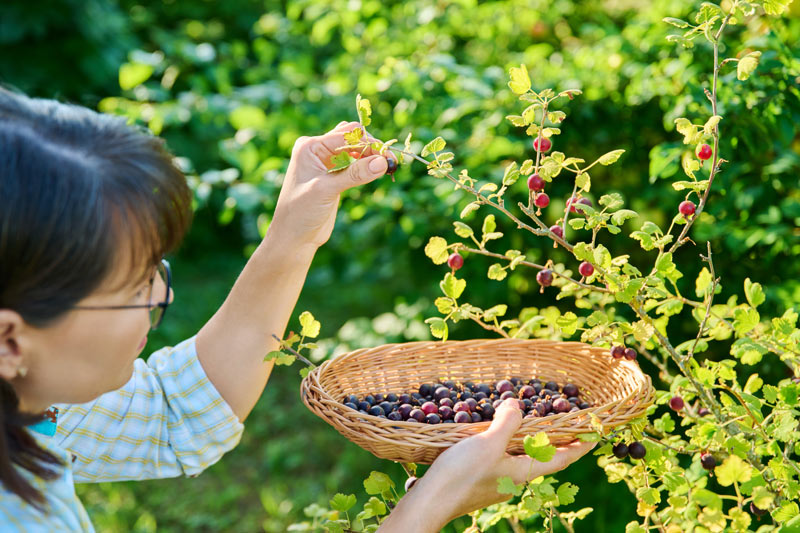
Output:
[632, 320, 655, 343]
[744, 278, 765, 308]
[328, 151, 353, 173]
[425, 317, 448, 340]
[502, 162, 519, 186]
[524, 432, 557, 462]
[773, 501, 799, 522]
[424, 236, 449, 265]
[266, 350, 296, 366]
[636, 487, 661, 506]
[703, 115, 722, 135]
[363, 471, 394, 495]
[361, 497, 387, 519]
[663, 17, 690, 28]
[611, 209, 637, 225]
[557, 483, 579, 505]
[421, 136, 446, 157]
[461, 202, 481, 219]
[453, 221, 473, 238]
[715, 455, 752, 486]
[737, 51, 761, 81]
[556, 312, 579, 336]
[598, 149, 625, 165]
[355, 94, 372, 127]
[484, 304, 508, 321]
[299, 311, 321, 338]
[435, 297, 454, 314]
[329, 493, 357, 513]
[508, 64, 531, 95]
[733, 307, 760, 335]
[488, 263, 507, 281]
[576, 172, 591, 190]
[482, 214, 497, 235]
[497, 476, 524, 496]
[440, 272, 467, 299]
[344, 127, 363, 145]
[506, 114, 527, 127]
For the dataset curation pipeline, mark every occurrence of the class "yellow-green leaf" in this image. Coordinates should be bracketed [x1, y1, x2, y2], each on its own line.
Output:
[356, 93, 372, 126]
[715, 455, 752, 487]
[119, 62, 153, 91]
[508, 64, 531, 95]
[737, 51, 761, 81]
[424, 236, 449, 264]
[299, 311, 321, 338]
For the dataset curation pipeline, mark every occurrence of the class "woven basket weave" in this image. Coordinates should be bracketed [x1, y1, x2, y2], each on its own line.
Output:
[301, 338, 654, 464]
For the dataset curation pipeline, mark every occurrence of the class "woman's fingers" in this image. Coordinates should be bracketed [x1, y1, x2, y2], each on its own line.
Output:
[501, 440, 597, 483]
[480, 399, 523, 447]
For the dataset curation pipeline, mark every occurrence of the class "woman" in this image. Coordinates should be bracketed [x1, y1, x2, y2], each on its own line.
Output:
[0, 87, 595, 532]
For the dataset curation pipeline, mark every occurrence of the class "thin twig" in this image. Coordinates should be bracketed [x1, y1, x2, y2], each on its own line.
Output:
[270, 333, 316, 368]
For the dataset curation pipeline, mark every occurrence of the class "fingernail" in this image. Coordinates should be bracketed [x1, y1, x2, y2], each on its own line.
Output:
[369, 157, 386, 173]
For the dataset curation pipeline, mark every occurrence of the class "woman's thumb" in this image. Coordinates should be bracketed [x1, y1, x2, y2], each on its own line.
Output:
[482, 398, 524, 444]
[340, 155, 387, 187]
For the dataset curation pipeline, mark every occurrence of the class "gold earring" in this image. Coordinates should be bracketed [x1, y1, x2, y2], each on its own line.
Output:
[17, 366, 28, 378]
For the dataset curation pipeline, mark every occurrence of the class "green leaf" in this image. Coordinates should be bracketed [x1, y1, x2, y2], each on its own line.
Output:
[715, 455, 753, 487]
[703, 115, 722, 135]
[484, 305, 508, 321]
[299, 311, 321, 338]
[363, 471, 394, 495]
[556, 312, 579, 336]
[502, 162, 519, 186]
[508, 64, 531, 95]
[361, 497, 387, 519]
[343, 127, 363, 145]
[488, 263, 507, 281]
[632, 320, 655, 343]
[737, 51, 761, 81]
[425, 317, 448, 340]
[575, 172, 591, 190]
[265, 350, 295, 366]
[744, 278, 766, 308]
[557, 483, 579, 505]
[506, 114, 526, 127]
[611, 209, 637, 225]
[598, 149, 625, 165]
[482, 214, 497, 235]
[524, 432, 557, 462]
[744, 374, 764, 394]
[636, 487, 661, 506]
[497, 476, 524, 496]
[663, 17, 690, 28]
[733, 307, 760, 335]
[356, 94, 372, 127]
[694, 488, 723, 510]
[453, 222, 473, 238]
[752, 486, 775, 510]
[421, 136, 446, 157]
[440, 273, 467, 299]
[696, 267, 713, 297]
[773, 501, 799, 522]
[630, 231, 655, 251]
[119, 62, 154, 90]
[327, 151, 353, 173]
[329, 493, 357, 513]
[460, 202, 481, 219]
[424, 237, 449, 265]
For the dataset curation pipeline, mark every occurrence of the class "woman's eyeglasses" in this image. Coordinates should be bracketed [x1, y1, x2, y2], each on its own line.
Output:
[72, 259, 172, 330]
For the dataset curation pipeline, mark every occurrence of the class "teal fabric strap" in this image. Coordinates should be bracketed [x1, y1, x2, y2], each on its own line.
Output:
[28, 407, 59, 437]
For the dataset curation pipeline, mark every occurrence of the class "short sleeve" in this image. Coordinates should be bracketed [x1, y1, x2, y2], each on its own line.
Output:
[53, 336, 244, 483]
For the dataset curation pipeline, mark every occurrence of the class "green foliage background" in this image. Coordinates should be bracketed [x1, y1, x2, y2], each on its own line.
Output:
[1, 0, 798, 531]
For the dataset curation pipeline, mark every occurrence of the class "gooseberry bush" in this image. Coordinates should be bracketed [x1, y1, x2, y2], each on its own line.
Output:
[280, 1, 800, 531]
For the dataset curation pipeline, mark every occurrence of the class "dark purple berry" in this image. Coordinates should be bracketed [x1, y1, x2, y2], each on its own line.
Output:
[387, 411, 403, 421]
[500, 390, 516, 400]
[433, 387, 450, 402]
[750, 502, 767, 517]
[398, 394, 411, 404]
[549, 225, 564, 239]
[611, 345, 625, 359]
[624, 348, 637, 361]
[345, 394, 359, 405]
[385, 157, 398, 174]
[698, 407, 710, 416]
[562, 384, 579, 397]
[628, 442, 646, 460]
[368, 405, 384, 416]
[465, 398, 478, 411]
[358, 401, 370, 411]
[426, 413, 441, 424]
[476, 383, 492, 395]
[470, 412, 483, 423]
[418, 384, 433, 397]
[579, 402, 590, 409]
[344, 402, 358, 411]
[453, 401, 470, 413]
[454, 411, 472, 423]
[421, 402, 438, 415]
[519, 385, 536, 399]
[439, 397, 454, 408]
[536, 269, 553, 287]
[545, 381, 559, 391]
[700, 453, 716, 470]
[438, 406, 454, 420]
[364, 395, 375, 406]
[553, 398, 571, 413]
[579, 261, 594, 277]
[496, 380, 514, 394]
[409, 408, 426, 422]
[612, 443, 629, 459]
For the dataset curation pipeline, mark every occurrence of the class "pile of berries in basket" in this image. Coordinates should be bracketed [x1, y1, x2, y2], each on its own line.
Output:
[341, 378, 592, 424]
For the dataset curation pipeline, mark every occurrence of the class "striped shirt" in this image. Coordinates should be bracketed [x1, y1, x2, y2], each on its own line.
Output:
[0, 336, 244, 531]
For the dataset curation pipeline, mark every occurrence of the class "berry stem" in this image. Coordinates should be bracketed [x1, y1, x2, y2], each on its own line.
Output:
[685, 241, 718, 362]
[453, 244, 608, 293]
[270, 333, 317, 368]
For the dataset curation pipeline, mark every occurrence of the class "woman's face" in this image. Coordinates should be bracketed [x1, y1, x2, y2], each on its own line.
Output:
[0, 255, 172, 413]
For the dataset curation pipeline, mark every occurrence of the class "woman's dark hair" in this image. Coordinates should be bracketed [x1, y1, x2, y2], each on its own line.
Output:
[0, 87, 193, 509]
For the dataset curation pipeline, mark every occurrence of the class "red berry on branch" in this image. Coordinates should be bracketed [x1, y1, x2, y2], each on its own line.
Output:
[536, 269, 553, 287]
[549, 225, 563, 239]
[611, 345, 626, 359]
[447, 252, 464, 270]
[679, 200, 696, 218]
[527, 173, 545, 191]
[697, 143, 712, 160]
[349, 150, 362, 159]
[533, 136, 552, 153]
[534, 192, 550, 208]
[567, 196, 593, 215]
[623, 348, 637, 361]
[669, 396, 684, 411]
[578, 261, 594, 277]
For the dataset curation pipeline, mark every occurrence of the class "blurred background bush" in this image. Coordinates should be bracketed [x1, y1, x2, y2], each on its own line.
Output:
[1, 0, 798, 530]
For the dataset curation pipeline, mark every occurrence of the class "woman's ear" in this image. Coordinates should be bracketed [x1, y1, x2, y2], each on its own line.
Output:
[0, 310, 26, 380]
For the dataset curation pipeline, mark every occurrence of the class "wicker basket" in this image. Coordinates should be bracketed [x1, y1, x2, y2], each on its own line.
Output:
[300, 338, 654, 464]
